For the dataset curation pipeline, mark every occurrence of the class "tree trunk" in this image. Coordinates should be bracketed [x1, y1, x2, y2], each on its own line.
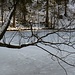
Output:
[64, 0, 67, 16]
[0, 0, 19, 40]
[1, 1, 4, 26]
[13, 10, 16, 27]
[12, 0, 16, 27]
[23, 14, 26, 23]
[45, 0, 49, 27]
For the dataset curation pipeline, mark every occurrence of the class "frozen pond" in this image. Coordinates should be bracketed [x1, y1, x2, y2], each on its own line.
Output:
[0, 30, 75, 75]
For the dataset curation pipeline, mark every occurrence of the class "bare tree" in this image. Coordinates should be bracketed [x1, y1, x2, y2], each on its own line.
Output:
[0, 0, 19, 40]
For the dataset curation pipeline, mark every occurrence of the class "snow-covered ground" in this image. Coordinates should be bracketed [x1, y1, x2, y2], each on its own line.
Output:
[0, 46, 75, 75]
[0, 31, 75, 75]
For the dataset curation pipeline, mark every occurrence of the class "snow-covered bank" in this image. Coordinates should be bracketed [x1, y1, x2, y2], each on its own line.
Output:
[7, 26, 43, 31]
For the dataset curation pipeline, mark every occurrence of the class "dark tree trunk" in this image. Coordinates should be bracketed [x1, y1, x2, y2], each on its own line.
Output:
[13, 10, 16, 27]
[64, 0, 67, 17]
[12, 0, 16, 27]
[45, 0, 49, 27]
[23, 14, 26, 22]
[1, 0, 4, 26]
